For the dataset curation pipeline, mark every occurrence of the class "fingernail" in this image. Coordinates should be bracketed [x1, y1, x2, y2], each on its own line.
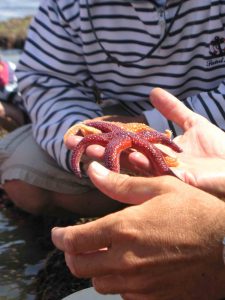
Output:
[89, 161, 110, 177]
[51, 227, 60, 232]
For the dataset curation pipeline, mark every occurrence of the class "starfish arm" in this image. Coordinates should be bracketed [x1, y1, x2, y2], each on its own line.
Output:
[131, 135, 173, 176]
[138, 130, 183, 153]
[85, 121, 123, 133]
[64, 123, 102, 142]
[71, 133, 112, 178]
[104, 135, 132, 173]
[114, 122, 154, 133]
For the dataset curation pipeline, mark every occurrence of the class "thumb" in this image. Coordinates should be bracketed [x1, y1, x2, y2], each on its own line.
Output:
[87, 161, 174, 204]
[149, 88, 199, 130]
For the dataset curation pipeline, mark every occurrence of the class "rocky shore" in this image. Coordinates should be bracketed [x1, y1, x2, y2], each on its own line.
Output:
[0, 17, 32, 49]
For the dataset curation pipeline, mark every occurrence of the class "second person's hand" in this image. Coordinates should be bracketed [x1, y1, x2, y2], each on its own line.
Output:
[52, 169, 225, 299]
[64, 88, 225, 198]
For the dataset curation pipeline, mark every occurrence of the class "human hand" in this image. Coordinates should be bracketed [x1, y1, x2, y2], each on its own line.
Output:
[64, 114, 147, 170]
[65, 114, 147, 150]
[145, 88, 225, 197]
[52, 172, 225, 299]
[69, 88, 225, 197]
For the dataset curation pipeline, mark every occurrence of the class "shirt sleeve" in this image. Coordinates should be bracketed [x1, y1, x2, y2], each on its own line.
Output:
[16, 0, 103, 172]
[143, 81, 225, 137]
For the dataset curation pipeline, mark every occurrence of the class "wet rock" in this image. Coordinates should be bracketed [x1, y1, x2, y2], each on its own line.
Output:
[35, 249, 91, 300]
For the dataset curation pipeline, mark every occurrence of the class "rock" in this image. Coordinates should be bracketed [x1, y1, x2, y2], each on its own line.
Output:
[35, 249, 91, 300]
[0, 17, 32, 49]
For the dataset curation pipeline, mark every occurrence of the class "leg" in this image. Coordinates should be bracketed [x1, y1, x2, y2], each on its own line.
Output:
[3, 179, 124, 217]
[3, 179, 52, 215]
[0, 125, 125, 217]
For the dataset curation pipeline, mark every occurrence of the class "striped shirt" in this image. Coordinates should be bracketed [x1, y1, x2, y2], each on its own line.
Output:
[16, 0, 225, 172]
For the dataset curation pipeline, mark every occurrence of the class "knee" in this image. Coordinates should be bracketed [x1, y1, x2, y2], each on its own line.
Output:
[3, 179, 51, 215]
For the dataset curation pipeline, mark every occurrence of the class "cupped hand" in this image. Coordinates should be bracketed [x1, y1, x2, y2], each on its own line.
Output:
[64, 88, 225, 197]
[64, 114, 147, 150]
[51, 174, 225, 299]
[64, 114, 148, 170]
[121, 88, 225, 197]
[147, 88, 225, 197]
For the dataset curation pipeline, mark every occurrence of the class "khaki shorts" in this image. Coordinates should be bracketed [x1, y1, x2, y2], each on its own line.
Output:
[0, 124, 93, 194]
[0, 103, 131, 194]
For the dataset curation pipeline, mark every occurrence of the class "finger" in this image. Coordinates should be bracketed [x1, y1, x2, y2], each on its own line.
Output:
[93, 274, 135, 295]
[85, 147, 153, 177]
[149, 88, 199, 130]
[85, 144, 105, 160]
[128, 151, 152, 174]
[87, 161, 177, 204]
[92, 273, 158, 295]
[86, 147, 152, 176]
[51, 217, 113, 253]
[65, 250, 113, 278]
[121, 293, 158, 300]
[64, 135, 83, 150]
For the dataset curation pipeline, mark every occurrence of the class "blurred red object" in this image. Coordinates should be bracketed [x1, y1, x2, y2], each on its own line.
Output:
[0, 60, 9, 87]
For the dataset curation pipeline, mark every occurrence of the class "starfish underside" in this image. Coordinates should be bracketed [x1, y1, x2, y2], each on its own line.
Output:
[64, 121, 183, 178]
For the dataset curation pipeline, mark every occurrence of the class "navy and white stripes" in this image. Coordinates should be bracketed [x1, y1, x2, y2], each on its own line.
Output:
[16, 0, 225, 171]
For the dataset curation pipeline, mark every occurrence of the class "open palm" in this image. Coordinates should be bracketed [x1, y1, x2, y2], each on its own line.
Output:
[149, 88, 225, 197]
[65, 88, 225, 197]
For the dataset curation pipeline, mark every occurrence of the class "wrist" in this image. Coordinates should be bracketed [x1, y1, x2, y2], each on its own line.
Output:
[215, 204, 225, 263]
[207, 204, 225, 299]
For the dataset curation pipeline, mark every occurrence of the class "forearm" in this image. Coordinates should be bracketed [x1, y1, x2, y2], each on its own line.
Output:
[209, 200, 225, 300]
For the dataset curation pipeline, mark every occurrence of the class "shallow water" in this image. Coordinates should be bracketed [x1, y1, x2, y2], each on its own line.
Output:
[0, 204, 48, 300]
[0, 49, 22, 64]
[0, 0, 39, 22]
